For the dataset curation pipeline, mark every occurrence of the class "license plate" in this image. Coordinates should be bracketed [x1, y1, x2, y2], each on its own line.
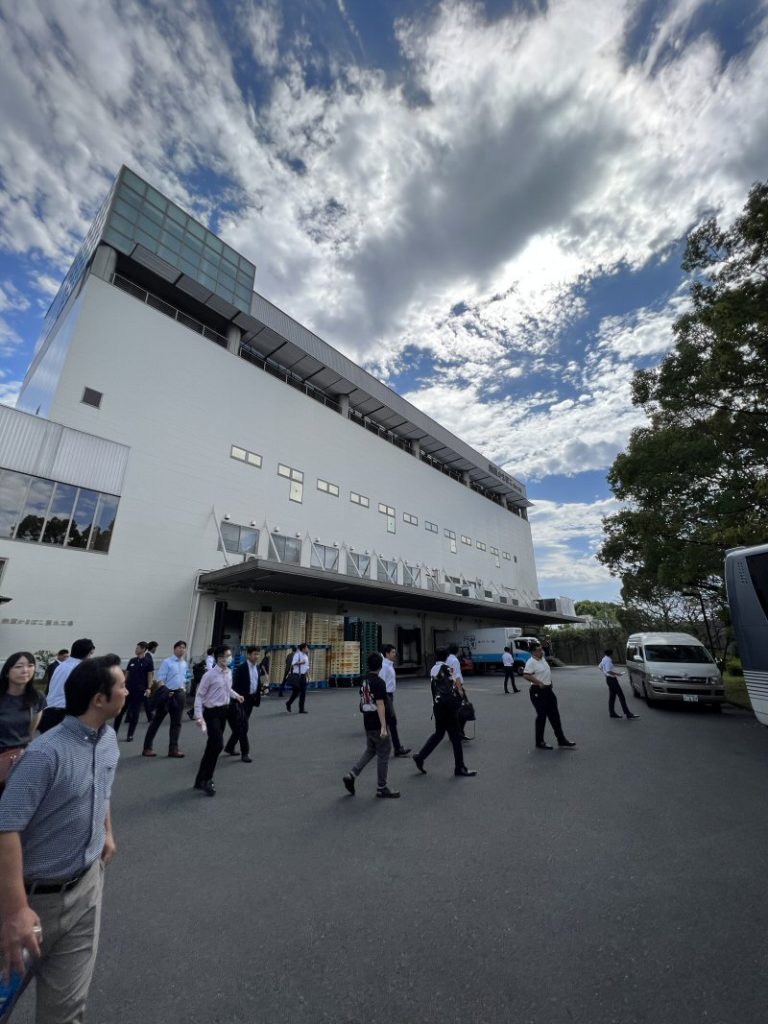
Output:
[683, 695, 699, 703]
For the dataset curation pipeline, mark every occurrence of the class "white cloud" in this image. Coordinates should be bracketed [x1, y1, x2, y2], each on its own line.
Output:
[529, 496, 622, 593]
[596, 288, 690, 359]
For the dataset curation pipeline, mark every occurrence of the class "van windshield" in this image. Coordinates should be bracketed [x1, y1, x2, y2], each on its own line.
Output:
[644, 645, 713, 664]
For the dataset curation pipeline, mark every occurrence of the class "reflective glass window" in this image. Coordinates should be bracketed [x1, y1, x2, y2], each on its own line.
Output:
[187, 219, 205, 240]
[16, 478, 54, 542]
[0, 470, 31, 539]
[311, 543, 339, 572]
[67, 489, 98, 549]
[90, 494, 119, 552]
[167, 203, 186, 225]
[43, 483, 78, 545]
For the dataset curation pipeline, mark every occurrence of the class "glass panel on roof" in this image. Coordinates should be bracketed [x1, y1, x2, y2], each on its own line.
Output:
[158, 245, 179, 264]
[141, 203, 163, 226]
[167, 203, 186, 225]
[238, 255, 253, 271]
[221, 247, 237, 268]
[137, 214, 161, 238]
[159, 231, 181, 253]
[134, 229, 158, 249]
[102, 226, 132, 252]
[206, 234, 223, 254]
[184, 232, 203, 254]
[145, 187, 167, 212]
[113, 197, 139, 222]
[187, 219, 205, 240]
[163, 218, 184, 240]
[218, 270, 236, 291]
[198, 272, 217, 290]
[109, 212, 135, 237]
[200, 256, 218, 277]
[122, 168, 146, 193]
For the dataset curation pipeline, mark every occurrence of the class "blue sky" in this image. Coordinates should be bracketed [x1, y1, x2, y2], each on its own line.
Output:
[1, 0, 766, 603]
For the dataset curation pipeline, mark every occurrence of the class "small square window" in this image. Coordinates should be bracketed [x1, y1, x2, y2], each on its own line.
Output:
[278, 464, 291, 478]
[425, 521, 438, 534]
[476, 541, 486, 551]
[461, 535, 471, 546]
[231, 446, 247, 461]
[246, 452, 262, 467]
[81, 387, 102, 409]
[289, 480, 303, 503]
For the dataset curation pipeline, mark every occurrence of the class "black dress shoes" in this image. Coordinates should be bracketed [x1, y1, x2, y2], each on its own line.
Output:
[412, 755, 427, 774]
[455, 767, 477, 777]
[240, 755, 253, 763]
[394, 748, 412, 757]
[204, 781, 216, 796]
[536, 742, 553, 750]
[558, 740, 577, 749]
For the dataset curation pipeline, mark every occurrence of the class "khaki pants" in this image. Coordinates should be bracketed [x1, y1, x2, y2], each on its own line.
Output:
[28, 858, 104, 1024]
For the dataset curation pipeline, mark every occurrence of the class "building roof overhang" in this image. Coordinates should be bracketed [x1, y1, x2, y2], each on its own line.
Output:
[197, 559, 580, 626]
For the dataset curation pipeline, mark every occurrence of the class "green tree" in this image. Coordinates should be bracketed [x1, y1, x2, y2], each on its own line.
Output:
[599, 181, 768, 600]
[573, 600, 622, 624]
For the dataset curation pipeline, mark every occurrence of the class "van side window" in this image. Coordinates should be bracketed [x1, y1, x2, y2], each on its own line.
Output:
[627, 645, 641, 661]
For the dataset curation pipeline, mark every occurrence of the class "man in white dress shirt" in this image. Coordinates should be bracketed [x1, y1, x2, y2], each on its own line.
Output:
[285, 643, 310, 714]
[502, 647, 520, 694]
[379, 645, 410, 757]
[523, 644, 577, 750]
[599, 648, 639, 720]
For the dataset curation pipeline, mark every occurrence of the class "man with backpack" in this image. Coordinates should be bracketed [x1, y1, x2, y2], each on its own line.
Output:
[412, 651, 477, 778]
[342, 653, 400, 799]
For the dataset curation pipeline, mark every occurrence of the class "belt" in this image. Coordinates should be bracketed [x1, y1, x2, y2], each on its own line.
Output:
[25, 865, 90, 895]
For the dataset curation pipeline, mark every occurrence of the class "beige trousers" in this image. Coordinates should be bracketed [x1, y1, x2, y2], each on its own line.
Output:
[27, 858, 104, 1024]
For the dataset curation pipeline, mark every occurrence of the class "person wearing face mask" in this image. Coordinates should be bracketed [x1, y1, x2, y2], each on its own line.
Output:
[0, 653, 46, 796]
[192, 646, 244, 796]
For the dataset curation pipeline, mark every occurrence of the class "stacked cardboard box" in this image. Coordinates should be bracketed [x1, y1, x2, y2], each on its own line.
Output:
[330, 640, 361, 679]
[306, 613, 345, 645]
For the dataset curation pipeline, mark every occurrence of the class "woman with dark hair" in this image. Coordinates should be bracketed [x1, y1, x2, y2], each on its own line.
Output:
[0, 652, 45, 794]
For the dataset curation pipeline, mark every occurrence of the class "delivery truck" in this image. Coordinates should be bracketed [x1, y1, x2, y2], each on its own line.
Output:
[434, 627, 541, 674]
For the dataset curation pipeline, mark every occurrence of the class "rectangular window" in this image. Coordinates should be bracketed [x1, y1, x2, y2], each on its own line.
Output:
[350, 491, 369, 508]
[16, 478, 55, 543]
[503, 551, 511, 560]
[514, 555, 518, 563]
[268, 534, 302, 564]
[67, 488, 99, 549]
[220, 522, 259, 556]
[377, 557, 398, 584]
[0, 470, 31, 539]
[461, 535, 471, 545]
[403, 512, 418, 526]
[476, 541, 486, 551]
[490, 546, 499, 556]
[90, 495, 119, 552]
[379, 503, 395, 534]
[317, 479, 339, 497]
[231, 445, 262, 468]
[348, 552, 371, 578]
[81, 387, 103, 409]
[444, 529, 456, 540]
[278, 464, 303, 503]
[403, 564, 421, 587]
[310, 542, 339, 572]
[42, 483, 78, 546]
[425, 521, 438, 534]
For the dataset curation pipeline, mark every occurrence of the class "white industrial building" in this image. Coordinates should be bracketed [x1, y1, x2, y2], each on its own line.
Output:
[0, 166, 575, 674]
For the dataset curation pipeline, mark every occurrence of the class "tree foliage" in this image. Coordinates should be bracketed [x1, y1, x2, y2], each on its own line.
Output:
[599, 181, 768, 600]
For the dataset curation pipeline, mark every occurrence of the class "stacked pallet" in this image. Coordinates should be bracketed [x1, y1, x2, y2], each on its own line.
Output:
[241, 611, 272, 646]
[330, 640, 361, 679]
[310, 648, 328, 684]
[306, 613, 345, 645]
[358, 621, 382, 676]
[272, 611, 307, 645]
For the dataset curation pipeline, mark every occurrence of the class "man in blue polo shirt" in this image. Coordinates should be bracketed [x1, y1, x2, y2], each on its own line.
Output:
[142, 641, 188, 758]
[0, 654, 126, 1023]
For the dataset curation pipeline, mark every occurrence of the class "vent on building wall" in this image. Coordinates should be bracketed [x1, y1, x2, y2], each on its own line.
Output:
[81, 387, 103, 409]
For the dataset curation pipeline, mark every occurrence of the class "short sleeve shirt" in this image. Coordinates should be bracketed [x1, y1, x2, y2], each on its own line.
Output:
[0, 692, 46, 751]
[363, 674, 387, 732]
[446, 653, 463, 682]
[599, 656, 616, 677]
[291, 652, 310, 675]
[125, 654, 154, 694]
[524, 656, 552, 686]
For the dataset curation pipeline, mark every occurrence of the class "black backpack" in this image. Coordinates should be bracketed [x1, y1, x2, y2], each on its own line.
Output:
[432, 665, 461, 711]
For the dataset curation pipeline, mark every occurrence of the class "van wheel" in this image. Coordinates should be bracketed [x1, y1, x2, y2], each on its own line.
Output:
[642, 680, 657, 708]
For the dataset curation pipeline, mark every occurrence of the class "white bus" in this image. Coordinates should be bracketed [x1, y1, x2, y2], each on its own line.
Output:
[725, 543, 768, 726]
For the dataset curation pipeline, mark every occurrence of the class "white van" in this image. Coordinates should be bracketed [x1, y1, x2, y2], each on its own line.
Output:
[625, 632, 724, 708]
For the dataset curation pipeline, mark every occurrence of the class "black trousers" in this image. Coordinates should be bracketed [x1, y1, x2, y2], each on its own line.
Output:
[529, 686, 567, 745]
[195, 705, 228, 785]
[224, 697, 255, 756]
[143, 689, 185, 752]
[113, 693, 144, 739]
[606, 675, 631, 716]
[385, 694, 403, 751]
[286, 674, 307, 711]
[38, 707, 66, 734]
[416, 706, 465, 772]
[503, 667, 519, 693]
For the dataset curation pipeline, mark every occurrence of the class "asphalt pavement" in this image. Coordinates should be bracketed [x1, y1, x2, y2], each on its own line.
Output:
[13, 667, 768, 1024]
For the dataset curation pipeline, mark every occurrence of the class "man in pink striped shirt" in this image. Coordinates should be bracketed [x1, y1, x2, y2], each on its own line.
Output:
[193, 646, 243, 796]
